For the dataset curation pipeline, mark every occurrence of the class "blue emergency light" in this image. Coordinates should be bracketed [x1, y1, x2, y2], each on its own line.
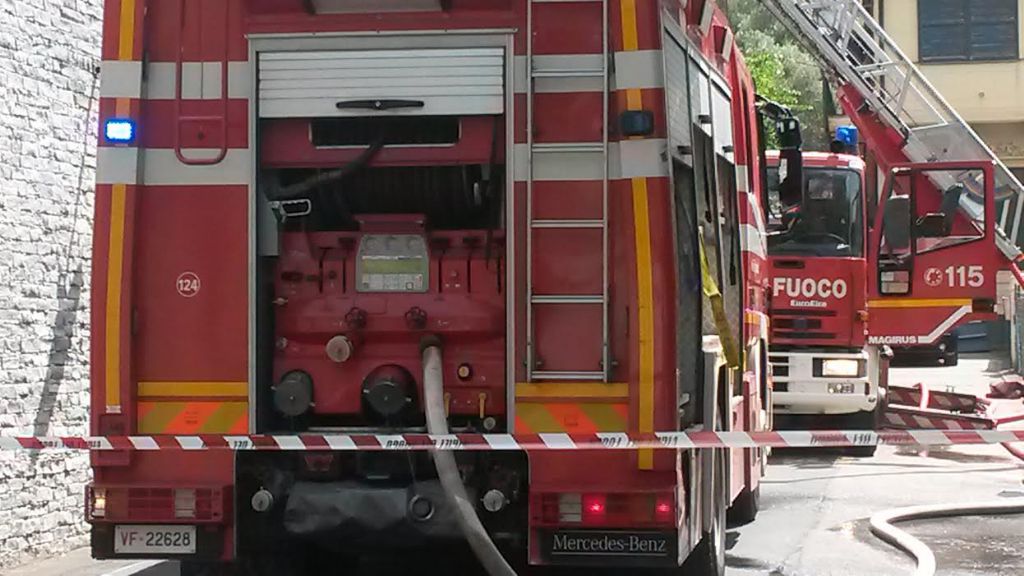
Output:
[835, 125, 858, 150]
[104, 119, 136, 144]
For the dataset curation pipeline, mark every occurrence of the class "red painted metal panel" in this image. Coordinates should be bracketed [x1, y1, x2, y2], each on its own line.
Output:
[143, 0, 248, 62]
[533, 93, 605, 143]
[531, 2, 604, 55]
[532, 228, 603, 296]
[533, 305, 603, 373]
[259, 117, 500, 168]
[133, 185, 249, 382]
[532, 181, 603, 220]
[139, 100, 249, 150]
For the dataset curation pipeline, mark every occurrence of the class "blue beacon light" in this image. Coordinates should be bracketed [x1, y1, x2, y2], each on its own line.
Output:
[104, 119, 136, 144]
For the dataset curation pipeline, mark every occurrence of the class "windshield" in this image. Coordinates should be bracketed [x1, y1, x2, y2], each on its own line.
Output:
[766, 166, 864, 257]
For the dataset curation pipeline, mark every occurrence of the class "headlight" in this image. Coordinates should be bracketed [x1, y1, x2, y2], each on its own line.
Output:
[821, 359, 860, 377]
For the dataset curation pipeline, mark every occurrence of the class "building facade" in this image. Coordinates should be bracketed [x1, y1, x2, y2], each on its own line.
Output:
[871, 0, 1024, 179]
[0, 0, 103, 568]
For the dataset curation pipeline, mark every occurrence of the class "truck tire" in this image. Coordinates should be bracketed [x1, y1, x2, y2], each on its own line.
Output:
[727, 483, 760, 526]
[844, 410, 878, 458]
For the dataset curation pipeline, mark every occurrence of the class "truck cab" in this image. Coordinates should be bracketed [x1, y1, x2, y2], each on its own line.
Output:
[765, 149, 883, 430]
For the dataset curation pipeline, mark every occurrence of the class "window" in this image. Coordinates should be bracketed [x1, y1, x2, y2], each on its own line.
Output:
[918, 0, 1019, 62]
[766, 167, 866, 257]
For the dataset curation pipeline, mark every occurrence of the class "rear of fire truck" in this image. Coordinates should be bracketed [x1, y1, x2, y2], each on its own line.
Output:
[764, 146, 885, 435]
[87, 1, 767, 574]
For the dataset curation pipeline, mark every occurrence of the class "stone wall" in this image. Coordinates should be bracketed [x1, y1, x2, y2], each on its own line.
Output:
[0, 0, 103, 568]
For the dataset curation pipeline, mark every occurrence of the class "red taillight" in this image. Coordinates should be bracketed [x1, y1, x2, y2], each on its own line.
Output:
[655, 495, 674, 523]
[582, 494, 606, 523]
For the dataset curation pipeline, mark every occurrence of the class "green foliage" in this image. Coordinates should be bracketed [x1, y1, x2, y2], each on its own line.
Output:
[724, 0, 829, 149]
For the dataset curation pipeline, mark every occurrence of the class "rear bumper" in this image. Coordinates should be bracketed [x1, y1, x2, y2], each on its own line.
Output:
[771, 349, 878, 415]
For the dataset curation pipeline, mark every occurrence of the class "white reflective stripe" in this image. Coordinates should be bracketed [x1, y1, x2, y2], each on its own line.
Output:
[96, 147, 251, 187]
[906, 430, 953, 446]
[90, 437, 114, 450]
[595, 432, 633, 448]
[920, 305, 971, 345]
[539, 433, 575, 450]
[777, 431, 813, 447]
[514, 139, 669, 182]
[378, 435, 410, 449]
[617, 138, 669, 179]
[100, 60, 144, 99]
[656, 432, 695, 448]
[430, 435, 465, 450]
[0, 437, 21, 450]
[324, 435, 358, 450]
[129, 437, 159, 450]
[95, 147, 140, 185]
[721, 432, 758, 448]
[272, 436, 306, 450]
[100, 61, 252, 100]
[176, 436, 205, 450]
[614, 50, 664, 90]
[485, 435, 521, 450]
[981, 430, 1018, 443]
[740, 223, 767, 259]
[514, 51, 664, 94]
[735, 164, 749, 192]
[224, 436, 255, 450]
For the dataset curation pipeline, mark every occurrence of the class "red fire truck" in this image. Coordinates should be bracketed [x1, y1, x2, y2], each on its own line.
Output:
[764, 147, 886, 440]
[86, 1, 770, 574]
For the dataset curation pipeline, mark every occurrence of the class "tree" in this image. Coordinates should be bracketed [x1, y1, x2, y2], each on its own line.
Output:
[724, 0, 829, 149]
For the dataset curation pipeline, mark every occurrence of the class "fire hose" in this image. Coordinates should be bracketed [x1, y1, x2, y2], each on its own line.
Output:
[421, 337, 517, 576]
[870, 500, 1024, 576]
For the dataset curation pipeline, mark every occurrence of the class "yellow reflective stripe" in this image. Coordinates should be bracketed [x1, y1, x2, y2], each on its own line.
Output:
[105, 184, 127, 412]
[515, 402, 629, 433]
[699, 231, 741, 368]
[620, 0, 639, 51]
[516, 382, 629, 399]
[118, 0, 137, 61]
[138, 381, 249, 398]
[138, 401, 249, 434]
[632, 177, 656, 470]
[867, 298, 973, 309]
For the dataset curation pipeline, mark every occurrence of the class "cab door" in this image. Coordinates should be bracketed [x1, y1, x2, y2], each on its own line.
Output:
[867, 162, 1001, 347]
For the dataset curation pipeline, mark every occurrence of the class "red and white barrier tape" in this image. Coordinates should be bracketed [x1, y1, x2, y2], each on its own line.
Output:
[2, 429, 1024, 452]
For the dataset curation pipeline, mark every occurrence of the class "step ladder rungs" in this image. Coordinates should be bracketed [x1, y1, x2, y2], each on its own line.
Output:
[532, 68, 605, 78]
[530, 371, 606, 381]
[532, 142, 605, 154]
[531, 219, 605, 229]
[531, 294, 604, 304]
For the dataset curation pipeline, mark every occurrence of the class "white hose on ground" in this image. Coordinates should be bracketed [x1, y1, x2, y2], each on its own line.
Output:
[422, 340, 517, 576]
[870, 500, 1024, 576]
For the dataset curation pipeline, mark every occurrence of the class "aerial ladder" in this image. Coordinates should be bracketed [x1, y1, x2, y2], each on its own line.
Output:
[757, 0, 1024, 434]
[757, 0, 1024, 279]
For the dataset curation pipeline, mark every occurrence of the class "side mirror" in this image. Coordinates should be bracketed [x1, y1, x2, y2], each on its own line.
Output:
[882, 194, 911, 251]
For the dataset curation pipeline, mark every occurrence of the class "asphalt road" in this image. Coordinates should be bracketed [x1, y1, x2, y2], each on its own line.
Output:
[727, 354, 1024, 576]
[10, 355, 1024, 576]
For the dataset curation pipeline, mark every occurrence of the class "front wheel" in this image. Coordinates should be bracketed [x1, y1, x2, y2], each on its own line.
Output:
[727, 483, 760, 526]
[843, 409, 879, 458]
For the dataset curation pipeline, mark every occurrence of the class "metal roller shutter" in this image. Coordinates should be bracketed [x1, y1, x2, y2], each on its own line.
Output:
[258, 48, 505, 118]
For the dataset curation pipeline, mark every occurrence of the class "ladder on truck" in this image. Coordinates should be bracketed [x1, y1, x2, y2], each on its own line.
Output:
[525, 0, 612, 382]
[757, 0, 1024, 265]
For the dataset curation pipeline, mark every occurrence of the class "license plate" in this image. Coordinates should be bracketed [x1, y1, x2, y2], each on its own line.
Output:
[114, 525, 196, 554]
